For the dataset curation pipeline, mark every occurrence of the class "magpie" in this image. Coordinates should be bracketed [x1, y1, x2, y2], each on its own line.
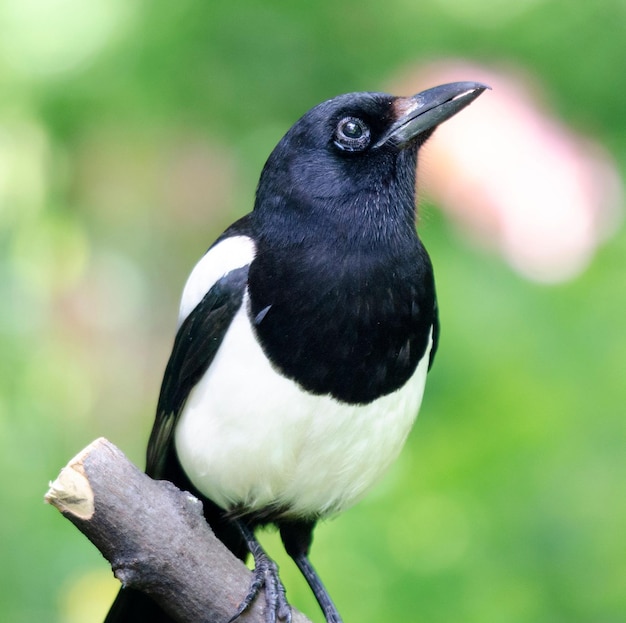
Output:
[104, 81, 487, 623]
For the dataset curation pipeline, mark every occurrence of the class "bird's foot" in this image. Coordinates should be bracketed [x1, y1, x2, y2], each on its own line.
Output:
[228, 552, 291, 623]
[229, 521, 292, 623]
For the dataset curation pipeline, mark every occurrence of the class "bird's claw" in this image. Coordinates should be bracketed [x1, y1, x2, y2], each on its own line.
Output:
[228, 555, 292, 623]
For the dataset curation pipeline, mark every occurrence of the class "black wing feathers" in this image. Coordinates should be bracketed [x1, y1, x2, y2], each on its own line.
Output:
[146, 265, 249, 478]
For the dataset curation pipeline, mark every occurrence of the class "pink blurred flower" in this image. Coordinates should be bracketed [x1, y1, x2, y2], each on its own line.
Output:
[390, 61, 623, 282]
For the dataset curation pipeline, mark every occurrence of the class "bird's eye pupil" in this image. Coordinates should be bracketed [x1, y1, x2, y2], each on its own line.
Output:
[334, 116, 371, 152]
[343, 120, 362, 139]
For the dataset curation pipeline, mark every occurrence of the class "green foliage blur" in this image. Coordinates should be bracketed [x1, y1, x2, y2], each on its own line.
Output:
[1, 1, 624, 622]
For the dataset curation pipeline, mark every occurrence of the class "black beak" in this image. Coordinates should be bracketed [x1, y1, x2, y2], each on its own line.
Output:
[376, 81, 490, 148]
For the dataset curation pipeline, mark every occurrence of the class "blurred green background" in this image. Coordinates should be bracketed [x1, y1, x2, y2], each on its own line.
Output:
[1, 1, 625, 622]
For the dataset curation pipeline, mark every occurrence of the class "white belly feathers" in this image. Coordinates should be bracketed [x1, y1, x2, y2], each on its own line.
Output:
[173, 234, 431, 518]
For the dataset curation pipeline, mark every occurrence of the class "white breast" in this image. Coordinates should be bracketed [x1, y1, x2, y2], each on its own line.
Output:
[174, 293, 432, 518]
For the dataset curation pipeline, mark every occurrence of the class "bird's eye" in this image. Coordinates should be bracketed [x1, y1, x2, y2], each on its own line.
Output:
[334, 117, 371, 152]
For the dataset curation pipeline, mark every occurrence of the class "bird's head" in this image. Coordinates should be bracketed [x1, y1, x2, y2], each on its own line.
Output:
[254, 82, 488, 242]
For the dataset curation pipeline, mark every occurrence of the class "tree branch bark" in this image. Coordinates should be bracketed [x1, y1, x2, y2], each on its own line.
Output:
[45, 438, 311, 623]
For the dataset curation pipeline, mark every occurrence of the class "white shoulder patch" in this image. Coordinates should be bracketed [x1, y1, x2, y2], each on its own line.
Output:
[178, 235, 256, 326]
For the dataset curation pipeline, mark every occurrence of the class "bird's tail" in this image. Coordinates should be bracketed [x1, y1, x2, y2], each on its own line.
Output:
[104, 587, 176, 623]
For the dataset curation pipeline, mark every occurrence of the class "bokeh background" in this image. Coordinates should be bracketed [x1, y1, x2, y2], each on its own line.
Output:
[1, 1, 625, 622]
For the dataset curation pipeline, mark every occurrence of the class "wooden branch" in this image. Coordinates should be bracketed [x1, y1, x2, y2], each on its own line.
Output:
[45, 438, 311, 623]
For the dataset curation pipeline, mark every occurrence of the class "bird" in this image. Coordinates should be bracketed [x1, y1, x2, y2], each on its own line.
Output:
[104, 81, 488, 623]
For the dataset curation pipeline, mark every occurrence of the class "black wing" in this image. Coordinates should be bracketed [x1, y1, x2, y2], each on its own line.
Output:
[146, 264, 249, 479]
